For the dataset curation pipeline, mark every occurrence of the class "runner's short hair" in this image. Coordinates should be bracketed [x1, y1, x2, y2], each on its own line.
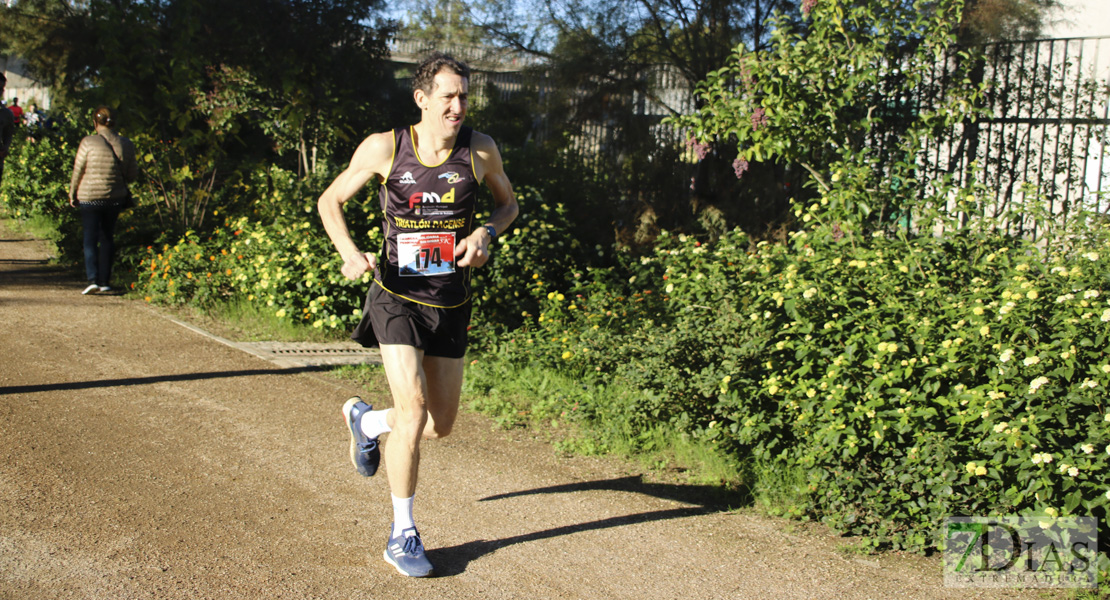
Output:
[412, 52, 470, 95]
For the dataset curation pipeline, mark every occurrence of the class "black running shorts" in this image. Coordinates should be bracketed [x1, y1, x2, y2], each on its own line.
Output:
[351, 282, 472, 359]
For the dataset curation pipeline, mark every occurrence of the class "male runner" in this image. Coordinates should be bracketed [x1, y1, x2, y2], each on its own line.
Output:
[318, 52, 518, 577]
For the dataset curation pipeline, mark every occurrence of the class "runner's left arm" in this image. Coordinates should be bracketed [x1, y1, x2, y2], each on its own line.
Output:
[457, 133, 519, 268]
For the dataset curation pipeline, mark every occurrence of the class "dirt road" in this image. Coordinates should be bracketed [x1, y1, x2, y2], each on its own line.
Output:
[0, 222, 1056, 599]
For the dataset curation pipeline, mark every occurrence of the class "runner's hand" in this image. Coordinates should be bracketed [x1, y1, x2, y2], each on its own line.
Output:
[341, 252, 376, 280]
[455, 233, 489, 268]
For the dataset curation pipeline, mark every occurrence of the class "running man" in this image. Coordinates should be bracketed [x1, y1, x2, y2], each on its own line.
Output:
[318, 52, 518, 577]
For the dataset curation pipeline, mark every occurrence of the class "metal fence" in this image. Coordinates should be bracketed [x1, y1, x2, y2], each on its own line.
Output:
[915, 36, 1110, 237]
[390, 36, 1110, 238]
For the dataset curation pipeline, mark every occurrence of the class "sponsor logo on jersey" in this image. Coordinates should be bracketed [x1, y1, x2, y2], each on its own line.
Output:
[408, 187, 457, 215]
[438, 171, 464, 184]
[398, 171, 417, 185]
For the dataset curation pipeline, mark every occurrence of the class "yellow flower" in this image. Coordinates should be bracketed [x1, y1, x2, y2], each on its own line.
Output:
[975, 466, 987, 476]
[979, 325, 990, 336]
[561, 351, 573, 360]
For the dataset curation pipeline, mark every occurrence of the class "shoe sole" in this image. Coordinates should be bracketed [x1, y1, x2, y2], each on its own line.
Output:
[341, 397, 362, 473]
[383, 549, 433, 577]
[341, 396, 379, 476]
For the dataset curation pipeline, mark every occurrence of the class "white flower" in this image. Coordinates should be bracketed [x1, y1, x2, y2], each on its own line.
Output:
[1101, 308, 1110, 322]
[1029, 376, 1049, 393]
[993, 422, 1008, 433]
[1056, 293, 1075, 303]
[1068, 466, 1079, 477]
[999, 348, 1014, 363]
[1081, 379, 1098, 389]
[1023, 355, 1040, 366]
[1085, 252, 1099, 261]
[1084, 290, 1100, 299]
[1105, 490, 1110, 500]
[803, 287, 817, 299]
[1081, 444, 1094, 454]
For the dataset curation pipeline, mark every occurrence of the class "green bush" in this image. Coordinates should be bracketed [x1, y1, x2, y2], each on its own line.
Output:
[0, 117, 87, 260]
[486, 218, 1110, 562]
[133, 164, 377, 330]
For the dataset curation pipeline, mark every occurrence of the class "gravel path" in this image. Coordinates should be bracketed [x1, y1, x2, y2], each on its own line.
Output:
[0, 221, 1058, 599]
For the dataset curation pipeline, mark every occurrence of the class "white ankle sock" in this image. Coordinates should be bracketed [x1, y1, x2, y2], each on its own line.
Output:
[392, 495, 415, 537]
[360, 408, 392, 440]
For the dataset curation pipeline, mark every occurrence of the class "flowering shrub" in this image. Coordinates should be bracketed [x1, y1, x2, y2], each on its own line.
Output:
[132, 172, 595, 335]
[134, 165, 379, 330]
[0, 117, 87, 258]
[470, 185, 601, 337]
[485, 219, 1110, 562]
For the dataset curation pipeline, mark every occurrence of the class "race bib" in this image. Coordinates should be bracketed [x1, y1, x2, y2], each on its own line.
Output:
[397, 232, 455, 276]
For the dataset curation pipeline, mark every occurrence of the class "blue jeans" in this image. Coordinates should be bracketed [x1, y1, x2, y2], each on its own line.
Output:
[80, 205, 122, 287]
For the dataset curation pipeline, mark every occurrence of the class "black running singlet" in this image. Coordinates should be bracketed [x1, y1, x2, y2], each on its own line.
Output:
[373, 126, 481, 308]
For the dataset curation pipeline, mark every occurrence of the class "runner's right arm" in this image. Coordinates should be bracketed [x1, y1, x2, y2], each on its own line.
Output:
[318, 132, 393, 281]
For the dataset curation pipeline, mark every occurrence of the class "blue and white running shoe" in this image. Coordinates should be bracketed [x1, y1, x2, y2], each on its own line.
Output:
[383, 526, 434, 577]
[341, 396, 380, 477]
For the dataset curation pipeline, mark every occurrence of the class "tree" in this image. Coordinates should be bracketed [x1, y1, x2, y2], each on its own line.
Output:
[670, 0, 984, 234]
[1, 0, 399, 233]
[395, 0, 487, 45]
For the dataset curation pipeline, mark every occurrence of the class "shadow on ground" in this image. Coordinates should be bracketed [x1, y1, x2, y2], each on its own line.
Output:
[429, 475, 751, 576]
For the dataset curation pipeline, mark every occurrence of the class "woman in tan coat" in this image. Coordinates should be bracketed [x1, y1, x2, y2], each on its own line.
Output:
[69, 106, 138, 294]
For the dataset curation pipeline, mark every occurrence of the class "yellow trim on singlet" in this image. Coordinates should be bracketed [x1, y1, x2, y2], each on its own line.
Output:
[374, 279, 472, 309]
[382, 128, 398, 182]
[410, 125, 458, 169]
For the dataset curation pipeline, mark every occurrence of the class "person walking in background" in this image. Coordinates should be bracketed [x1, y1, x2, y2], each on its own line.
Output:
[69, 106, 138, 295]
[319, 52, 518, 578]
[0, 75, 14, 186]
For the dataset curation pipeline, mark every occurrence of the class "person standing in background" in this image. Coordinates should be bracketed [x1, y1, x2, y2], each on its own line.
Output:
[69, 106, 138, 295]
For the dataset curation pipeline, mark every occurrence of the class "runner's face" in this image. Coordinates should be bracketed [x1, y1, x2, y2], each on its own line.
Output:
[420, 71, 468, 136]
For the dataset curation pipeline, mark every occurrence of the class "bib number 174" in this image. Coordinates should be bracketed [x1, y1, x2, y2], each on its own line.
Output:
[397, 232, 456, 277]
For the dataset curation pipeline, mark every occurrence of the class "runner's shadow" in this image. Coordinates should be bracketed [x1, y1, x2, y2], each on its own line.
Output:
[427, 475, 750, 577]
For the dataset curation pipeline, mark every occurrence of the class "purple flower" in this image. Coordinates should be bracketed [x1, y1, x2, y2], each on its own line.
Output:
[740, 63, 754, 88]
[750, 107, 768, 130]
[802, 0, 818, 16]
[732, 157, 749, 179]
[685, 136, 711, 160]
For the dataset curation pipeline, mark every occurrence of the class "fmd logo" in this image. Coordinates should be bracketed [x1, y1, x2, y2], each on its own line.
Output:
[407, 188, 457, 215]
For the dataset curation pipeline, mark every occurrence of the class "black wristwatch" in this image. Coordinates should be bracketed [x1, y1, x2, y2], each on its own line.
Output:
[483, 224, 497, 241]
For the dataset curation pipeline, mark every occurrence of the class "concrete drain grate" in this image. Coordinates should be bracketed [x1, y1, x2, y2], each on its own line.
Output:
[234, 341, 382, 368]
